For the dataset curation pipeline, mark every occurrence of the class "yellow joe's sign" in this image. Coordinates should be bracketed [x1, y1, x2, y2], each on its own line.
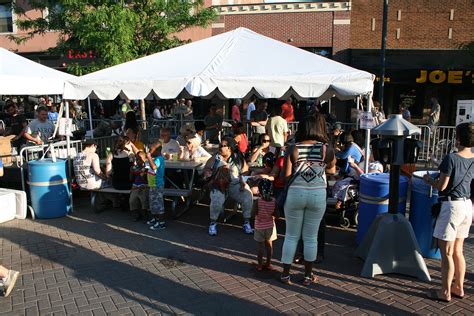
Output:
[416, 70, 474, 84]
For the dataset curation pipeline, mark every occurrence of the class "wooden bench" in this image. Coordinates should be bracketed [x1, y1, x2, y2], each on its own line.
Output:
[83, 187, 193, 219]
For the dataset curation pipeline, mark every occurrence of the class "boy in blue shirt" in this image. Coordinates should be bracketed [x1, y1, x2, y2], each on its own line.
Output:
[146, 141, 166, 230]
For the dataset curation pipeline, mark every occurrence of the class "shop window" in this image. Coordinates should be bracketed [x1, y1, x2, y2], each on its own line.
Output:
[0, 0, 13, 33]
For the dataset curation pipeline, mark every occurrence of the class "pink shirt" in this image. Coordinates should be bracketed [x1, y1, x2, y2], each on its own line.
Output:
[281, 103, 294, 122]
[232, 104, 241, 122]
[255, 198, 276, 230]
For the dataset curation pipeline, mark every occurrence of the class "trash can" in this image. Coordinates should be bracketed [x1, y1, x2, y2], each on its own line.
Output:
[357, 173, 409, 244]
[28, 159, 71, 219]
[409, 171, 441, 259]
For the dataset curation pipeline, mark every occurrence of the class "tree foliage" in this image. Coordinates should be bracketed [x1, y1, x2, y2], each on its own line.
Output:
[12, 1, 217, 74]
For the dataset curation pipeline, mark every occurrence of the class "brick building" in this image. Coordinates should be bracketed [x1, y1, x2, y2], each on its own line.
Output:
[1, 0, 473, 123]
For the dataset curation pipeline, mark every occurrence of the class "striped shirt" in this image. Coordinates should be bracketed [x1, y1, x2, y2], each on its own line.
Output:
[255, 198, 276, 230]
[291, 142, 327, 190]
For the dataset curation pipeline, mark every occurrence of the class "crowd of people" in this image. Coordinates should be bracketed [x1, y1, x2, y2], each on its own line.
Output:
[0, 94, 470, 297]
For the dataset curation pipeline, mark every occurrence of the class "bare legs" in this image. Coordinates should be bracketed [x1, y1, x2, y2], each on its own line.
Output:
[437, 238, 466, 301]
[257, 240, 273, 270]
[452, 238, 466, 298]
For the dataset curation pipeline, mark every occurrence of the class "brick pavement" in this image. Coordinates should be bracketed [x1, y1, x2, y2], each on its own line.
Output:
[1, 196, 473, 315]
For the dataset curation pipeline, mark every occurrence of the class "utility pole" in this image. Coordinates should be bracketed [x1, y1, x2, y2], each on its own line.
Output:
[379, 0, 389, 112]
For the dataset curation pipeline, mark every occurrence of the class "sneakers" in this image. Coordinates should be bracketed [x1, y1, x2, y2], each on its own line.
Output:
[150, 222, 166, 230]
[208, 222, 217, 236]
[146, 218, 157, 226]
[2, 270, 19, 297]
[243, 222, 254, 234]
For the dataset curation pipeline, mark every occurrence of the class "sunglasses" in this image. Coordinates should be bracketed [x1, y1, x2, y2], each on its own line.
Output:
[187, 141, 192, 145]
[219, 144, 229, 148]
[262, 139, 270, 143]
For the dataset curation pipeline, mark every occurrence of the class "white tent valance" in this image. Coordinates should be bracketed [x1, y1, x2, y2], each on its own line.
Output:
[0, 48, 75, 95]
[63, 27, 374, 100]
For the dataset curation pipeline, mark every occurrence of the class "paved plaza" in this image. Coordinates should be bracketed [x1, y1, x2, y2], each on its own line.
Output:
[1, 195, 473, 315]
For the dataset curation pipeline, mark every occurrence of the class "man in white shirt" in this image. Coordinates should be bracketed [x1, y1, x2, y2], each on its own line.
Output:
[246, 96, 257, 121]
[160, 128, 181, 160]
[266, 104, 289, 154]
[153, 104, 163, 119]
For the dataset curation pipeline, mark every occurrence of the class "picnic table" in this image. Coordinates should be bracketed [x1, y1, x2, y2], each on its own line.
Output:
[91, 159, 203, 218]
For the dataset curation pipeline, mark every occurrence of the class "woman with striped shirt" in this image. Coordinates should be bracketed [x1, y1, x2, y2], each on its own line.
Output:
[280, 114, 336, 286]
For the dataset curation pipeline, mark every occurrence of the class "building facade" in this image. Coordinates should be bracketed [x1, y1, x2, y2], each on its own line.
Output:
[1, 0, 473, 124]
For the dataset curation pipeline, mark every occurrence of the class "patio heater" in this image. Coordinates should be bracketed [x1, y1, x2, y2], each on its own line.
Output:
[355, 114, 431, 281]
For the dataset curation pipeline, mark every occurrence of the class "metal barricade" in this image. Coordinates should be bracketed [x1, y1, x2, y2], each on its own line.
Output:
[429, 126, 456, 165]
[18, 140, 84, 192]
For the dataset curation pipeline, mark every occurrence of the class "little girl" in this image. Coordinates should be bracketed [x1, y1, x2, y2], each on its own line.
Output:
[254, 179, 278, 271]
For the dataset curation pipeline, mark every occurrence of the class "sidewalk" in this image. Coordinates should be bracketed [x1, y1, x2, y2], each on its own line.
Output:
[0, 197, 473, 315]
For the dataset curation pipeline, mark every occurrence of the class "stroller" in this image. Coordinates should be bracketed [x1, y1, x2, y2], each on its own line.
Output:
[326, 177, 359, 229]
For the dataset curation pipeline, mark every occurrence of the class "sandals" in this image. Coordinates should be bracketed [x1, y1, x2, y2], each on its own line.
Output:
[303, 274, 317, 286]
[451, 288, 465, 299]
[426, 289, 451, 302]
[280, 275, 292, 285]
[263, 263, 275, 271]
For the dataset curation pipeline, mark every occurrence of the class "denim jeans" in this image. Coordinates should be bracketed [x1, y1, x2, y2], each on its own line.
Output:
[209, 183, 253, 221]
[281, 187, 327, 264]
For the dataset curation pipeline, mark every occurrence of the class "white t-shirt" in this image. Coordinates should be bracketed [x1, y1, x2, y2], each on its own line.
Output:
[162, 139, 181, 156]
[26, 119, 55, 143]
[73, 151, 103, 190]
[266, 116, 289, 147]
[182, 146, 212, 161]
[246, 102, 256, 121]
[153, 107, 162, 119]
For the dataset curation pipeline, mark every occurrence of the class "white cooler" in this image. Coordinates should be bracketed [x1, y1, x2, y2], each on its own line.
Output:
[0, 188, 27, 219]
[0, 191, 16, 223]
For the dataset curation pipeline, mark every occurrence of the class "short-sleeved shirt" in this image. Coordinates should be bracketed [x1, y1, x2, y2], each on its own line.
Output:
[162, 139, 181, 157]
[204, 114, 223, 142]
[266, 116, 288, 148]
[26, 119, 55, 143]
[281, 103, 294, 122]
[255, 198, 276, 230]
[153, 156, 165, 187]
[5, 114, 26, 137]
[73, 151, 103, 190]
[232, 105, 240, 122]
[250, 110, 268, 134]
[429, 103, 441, 125]
[246, 102, 256, 121]
[336, 143, 364, 174]
[131, 165, 147, 188]
[48, 112, 59, 121]
[439, 153, 474, 199]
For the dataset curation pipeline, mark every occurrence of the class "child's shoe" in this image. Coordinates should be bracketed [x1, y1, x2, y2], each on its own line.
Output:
[243, 222, 253, 234]
[208, 222, 217, 236]
[146, 218, 157, 226]
[150, 222, 166, 230]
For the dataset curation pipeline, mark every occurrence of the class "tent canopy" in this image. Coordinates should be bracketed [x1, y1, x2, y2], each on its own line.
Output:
[0, 48, 75, 95]
[64, 27, 374, 100]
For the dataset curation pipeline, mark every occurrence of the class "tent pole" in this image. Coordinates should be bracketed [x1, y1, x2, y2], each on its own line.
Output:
[87, 97, 93, 137]
[364, 94, 372, 174]
[65, 100, 74, 213]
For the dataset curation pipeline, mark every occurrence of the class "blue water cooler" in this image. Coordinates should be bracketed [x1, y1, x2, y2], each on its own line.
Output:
[409, 171, 441, 259]
[357, 173, 409, 244]
[28, 159, 71, 219]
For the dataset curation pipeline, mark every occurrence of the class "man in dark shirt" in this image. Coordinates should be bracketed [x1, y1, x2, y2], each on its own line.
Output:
[3, 101, 27, 150]
[250, 100, 268, 146]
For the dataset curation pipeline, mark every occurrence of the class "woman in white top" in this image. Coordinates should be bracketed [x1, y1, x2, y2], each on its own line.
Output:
[73, 140, 107, 190]
[180, 134, 211, 162]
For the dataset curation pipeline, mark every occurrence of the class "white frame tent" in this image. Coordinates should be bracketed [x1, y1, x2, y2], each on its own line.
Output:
[1, 47, 77, 214]
[64, 28, 375, 168]
[63, 28, 374, 101]
[0, 47, 75, 95]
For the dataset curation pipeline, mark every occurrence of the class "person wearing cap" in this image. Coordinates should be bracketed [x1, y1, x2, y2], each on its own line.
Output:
[335, 132, 364, 175]
[73, 140, 107, 190]
[331, 123, 344, 150]
[180, 134, 211, 162]
[176, 124, 195, 147]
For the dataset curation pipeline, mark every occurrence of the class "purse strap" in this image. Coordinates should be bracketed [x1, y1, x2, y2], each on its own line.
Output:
[440, 160, 473, 198]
